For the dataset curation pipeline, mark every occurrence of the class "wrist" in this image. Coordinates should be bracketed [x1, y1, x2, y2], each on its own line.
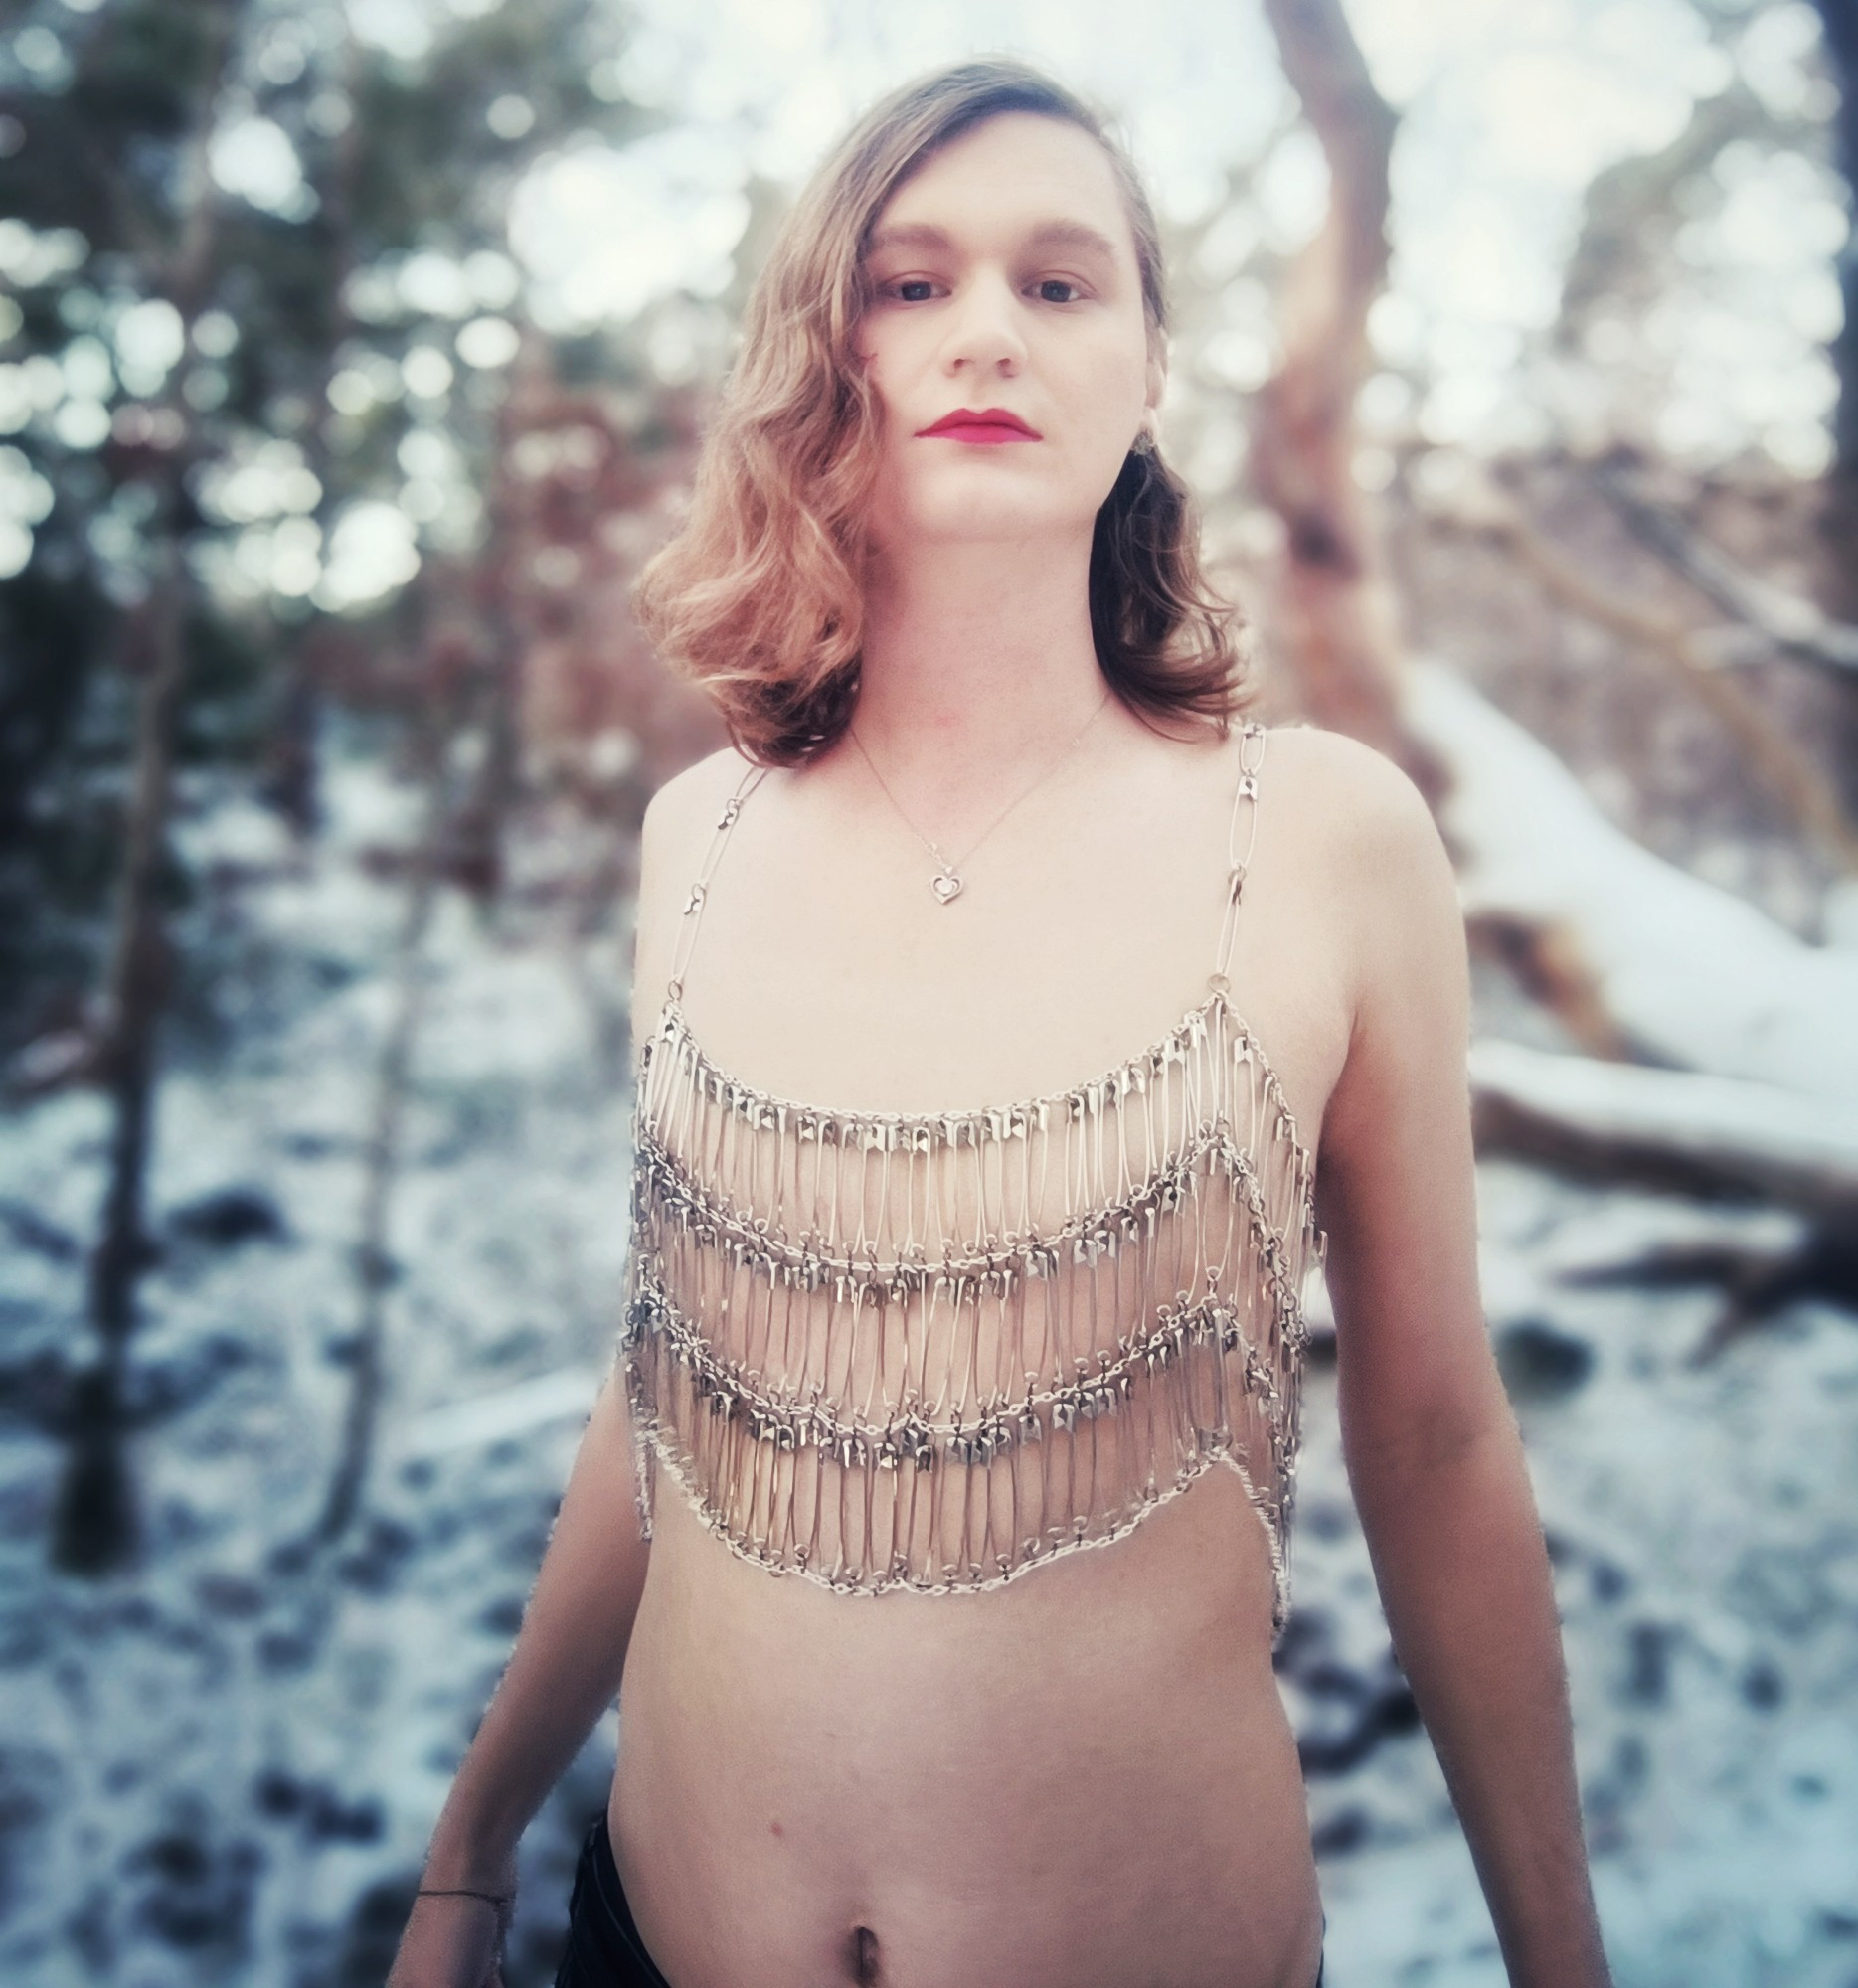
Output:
[420, 1808, 523, 1895]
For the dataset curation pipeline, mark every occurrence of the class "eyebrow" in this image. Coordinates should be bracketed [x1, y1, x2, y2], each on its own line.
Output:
[863, 219, 1123, 264]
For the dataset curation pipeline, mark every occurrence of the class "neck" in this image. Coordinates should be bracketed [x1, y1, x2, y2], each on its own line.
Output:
[851, 531, 1106, 800]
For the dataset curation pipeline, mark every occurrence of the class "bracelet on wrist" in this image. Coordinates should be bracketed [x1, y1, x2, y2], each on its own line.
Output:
[415, 1882, 516, 1938]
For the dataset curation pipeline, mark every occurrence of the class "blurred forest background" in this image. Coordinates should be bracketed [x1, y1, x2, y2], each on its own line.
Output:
[1, 0, 1856, 1983]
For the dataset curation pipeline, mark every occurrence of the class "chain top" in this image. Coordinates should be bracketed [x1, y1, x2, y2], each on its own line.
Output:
[618, 721, 1322, 1635]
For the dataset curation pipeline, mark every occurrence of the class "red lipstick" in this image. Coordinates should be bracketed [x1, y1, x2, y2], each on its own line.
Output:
[915, 407, 1042, 444]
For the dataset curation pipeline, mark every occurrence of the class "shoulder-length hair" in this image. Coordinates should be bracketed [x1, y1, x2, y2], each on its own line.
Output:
[631, 58, 1251, 765]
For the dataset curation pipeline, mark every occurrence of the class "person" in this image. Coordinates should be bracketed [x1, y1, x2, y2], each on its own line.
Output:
[387, 57, 1611, 1988]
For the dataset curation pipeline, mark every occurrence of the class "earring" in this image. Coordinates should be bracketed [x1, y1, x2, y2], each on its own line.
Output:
[1130, 421, 1158, 456]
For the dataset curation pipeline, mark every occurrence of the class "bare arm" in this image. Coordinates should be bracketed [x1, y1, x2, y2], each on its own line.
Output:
[1313, 742, 1609, 1988]
[389, 769, 720, 1985]
[387, 1369, 651, 1984]
[418, 1370, 650, 1879]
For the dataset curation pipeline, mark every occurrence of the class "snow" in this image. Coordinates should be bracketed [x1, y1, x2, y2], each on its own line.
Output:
[1470, 1036, 1858, 1203]
[1301, 1159, 1858, 1985]
[1406, 660, 1858, 1102]
[2, 754, 1855, 1985]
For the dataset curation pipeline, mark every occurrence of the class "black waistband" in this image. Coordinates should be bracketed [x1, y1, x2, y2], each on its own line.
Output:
[555, 1811, 676, 1988]
[555, 1808, 1324, 1988]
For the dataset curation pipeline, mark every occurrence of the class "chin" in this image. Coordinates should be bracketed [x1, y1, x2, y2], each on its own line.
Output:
[898, 483, 1093, 545]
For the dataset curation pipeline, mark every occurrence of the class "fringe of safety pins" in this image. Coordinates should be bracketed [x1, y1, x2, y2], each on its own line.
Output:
[617, 979, 1320, 1631]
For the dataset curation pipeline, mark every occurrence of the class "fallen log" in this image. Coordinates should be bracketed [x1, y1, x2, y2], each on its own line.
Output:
[1469, 1037, 1858, 1222]
[1249, 0, 1858, 1137]
[1405, 660, 1858, 1105]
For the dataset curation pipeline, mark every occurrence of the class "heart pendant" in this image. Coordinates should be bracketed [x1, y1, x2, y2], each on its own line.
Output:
[930, 871, 962, 906]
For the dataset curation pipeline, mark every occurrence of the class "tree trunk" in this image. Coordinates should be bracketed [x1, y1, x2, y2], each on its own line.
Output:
[51, 0, 241, 1575]
[1811, 0, 1858, 603]
[1252, 0, 1425, 780]
[313, 807, 442, 1547]
[52, 561, 186, 1573]
[1808, 0, 1858, 823]
[265, 17, 362, 840]
[312, 599, 476, 1550]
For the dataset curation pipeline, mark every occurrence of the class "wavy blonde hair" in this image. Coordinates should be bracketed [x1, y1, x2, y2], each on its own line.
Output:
[631, 58, 1250, 764]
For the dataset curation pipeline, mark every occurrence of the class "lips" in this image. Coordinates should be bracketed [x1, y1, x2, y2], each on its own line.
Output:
[915, 407, 1042, 443]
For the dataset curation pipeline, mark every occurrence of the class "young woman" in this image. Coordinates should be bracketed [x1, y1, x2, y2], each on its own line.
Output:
[389, 59, 1610, 1988]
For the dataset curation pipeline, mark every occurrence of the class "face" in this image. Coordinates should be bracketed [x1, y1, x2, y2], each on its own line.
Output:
[851, 111, 1165, 554]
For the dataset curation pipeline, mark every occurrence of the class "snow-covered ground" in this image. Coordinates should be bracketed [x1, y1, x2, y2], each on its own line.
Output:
[1, 755, 1853, 1987]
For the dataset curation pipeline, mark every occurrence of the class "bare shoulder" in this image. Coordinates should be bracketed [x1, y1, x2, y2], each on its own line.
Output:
[1259, 721, 1461, 1027]
[1260, 720, 1438, 870]
[632, 745, 761, 1032]
[639, 744, 760, 884]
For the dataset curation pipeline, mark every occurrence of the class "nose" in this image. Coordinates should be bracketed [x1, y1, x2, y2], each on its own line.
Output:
[938, 268, 1025, 376]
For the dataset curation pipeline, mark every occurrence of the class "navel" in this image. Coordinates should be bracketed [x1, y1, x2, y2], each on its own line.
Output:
[845, 1922, 882, 1985]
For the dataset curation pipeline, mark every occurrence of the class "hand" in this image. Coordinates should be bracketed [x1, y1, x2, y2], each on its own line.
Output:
[385, 1883, 516, 1988]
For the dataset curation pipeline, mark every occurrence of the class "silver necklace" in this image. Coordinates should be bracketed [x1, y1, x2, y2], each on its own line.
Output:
[847, 687, 1113, 906]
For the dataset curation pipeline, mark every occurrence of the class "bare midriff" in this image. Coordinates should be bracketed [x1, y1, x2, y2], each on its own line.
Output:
[602, 723, 1341, 1988]
[607, 1473, 1324, 1988]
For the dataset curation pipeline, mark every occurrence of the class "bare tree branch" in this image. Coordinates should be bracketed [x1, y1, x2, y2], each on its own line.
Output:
[1422, 460, 1858, 876]
[1591, 458, 1858, 684]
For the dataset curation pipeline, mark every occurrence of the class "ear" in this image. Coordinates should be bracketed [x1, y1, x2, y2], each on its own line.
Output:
[1143, 329, 1168, 427]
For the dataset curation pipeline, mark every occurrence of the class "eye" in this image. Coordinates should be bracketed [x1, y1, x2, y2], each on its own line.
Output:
[878, 277, 940, 304]
[1033, 277, 1085, 304]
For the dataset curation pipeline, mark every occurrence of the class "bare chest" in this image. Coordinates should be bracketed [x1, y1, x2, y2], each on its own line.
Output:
[648, 744, 1349, 1145]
